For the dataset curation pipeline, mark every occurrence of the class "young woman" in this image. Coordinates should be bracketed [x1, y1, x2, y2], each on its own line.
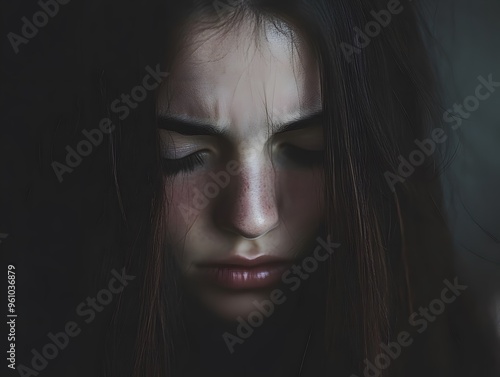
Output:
[93, 0, 498, 376]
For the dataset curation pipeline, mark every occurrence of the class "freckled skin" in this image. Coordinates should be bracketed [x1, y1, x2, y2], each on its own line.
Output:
[158, 18, 325, 320]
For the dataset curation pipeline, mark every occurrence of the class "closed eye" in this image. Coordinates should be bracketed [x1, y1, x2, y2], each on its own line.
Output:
[162, 151, 208, 175]
[279, 144, 324, 168]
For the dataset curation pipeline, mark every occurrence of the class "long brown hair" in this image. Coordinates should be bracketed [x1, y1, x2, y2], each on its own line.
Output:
[100, 1, 497, 376]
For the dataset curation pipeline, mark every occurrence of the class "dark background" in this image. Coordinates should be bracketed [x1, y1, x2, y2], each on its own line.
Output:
[0, 0, 499, 376]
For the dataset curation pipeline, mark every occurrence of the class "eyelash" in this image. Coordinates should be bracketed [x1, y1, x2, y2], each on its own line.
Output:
[161, 145, 324, 176]
[162, 152, 206, 175]
[280, 144, 324, 168]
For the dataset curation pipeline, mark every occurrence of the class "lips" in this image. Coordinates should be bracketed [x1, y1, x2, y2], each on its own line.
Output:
[196, 256, 292, 290]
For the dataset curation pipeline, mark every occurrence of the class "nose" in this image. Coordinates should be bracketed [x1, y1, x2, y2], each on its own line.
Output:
[215, 156, 279, 240]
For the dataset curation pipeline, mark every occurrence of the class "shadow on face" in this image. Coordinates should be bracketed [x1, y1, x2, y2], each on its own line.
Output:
[157, 15, 325, 320]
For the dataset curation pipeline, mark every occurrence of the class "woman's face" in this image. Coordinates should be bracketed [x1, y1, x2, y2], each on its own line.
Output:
[158, 18, 324, 320]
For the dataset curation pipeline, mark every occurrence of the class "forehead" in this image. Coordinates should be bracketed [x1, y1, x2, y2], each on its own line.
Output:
[158, 17, 321, 133]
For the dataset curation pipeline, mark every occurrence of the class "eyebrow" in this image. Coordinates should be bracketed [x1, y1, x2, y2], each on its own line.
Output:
[157, 111, 324, 136]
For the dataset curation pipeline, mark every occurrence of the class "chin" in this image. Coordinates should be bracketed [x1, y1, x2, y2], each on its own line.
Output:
[196, 287, 285, 322]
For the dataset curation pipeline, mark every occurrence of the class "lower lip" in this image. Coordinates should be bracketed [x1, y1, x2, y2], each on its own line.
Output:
[198, 263, 291, 290]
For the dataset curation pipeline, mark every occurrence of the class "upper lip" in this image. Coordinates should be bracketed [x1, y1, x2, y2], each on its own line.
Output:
[197, 255, 291, 268]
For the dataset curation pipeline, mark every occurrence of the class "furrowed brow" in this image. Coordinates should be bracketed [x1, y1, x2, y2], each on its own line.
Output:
[272, 111, 324, 134]
[157, 115, 227, 136]
[157, 111, 324, 136]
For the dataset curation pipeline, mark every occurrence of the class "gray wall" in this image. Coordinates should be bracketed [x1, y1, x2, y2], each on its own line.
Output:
[423, 0, 500, 337]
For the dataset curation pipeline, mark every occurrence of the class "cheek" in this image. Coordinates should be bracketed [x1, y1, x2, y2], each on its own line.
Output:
[278, 169, 324, 227]
[163, 175, 208, 243]
[163, 169, 325, 234]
